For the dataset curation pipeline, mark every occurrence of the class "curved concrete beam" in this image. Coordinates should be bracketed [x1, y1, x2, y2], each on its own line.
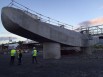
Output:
[1, 7, 84, 47]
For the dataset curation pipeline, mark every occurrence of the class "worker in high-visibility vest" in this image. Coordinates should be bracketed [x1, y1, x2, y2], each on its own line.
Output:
[32, 47, 37, 63]
[10, 48, 16, 65]
[17, 49, 22, 65]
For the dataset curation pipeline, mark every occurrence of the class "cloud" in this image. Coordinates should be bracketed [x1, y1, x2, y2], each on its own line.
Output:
[0, 37, 17, 41]
[78, 17, 103, 27]
[79, 21, 91, 27]
[90, 17, 103, 25]
[0, 31, 26, 42]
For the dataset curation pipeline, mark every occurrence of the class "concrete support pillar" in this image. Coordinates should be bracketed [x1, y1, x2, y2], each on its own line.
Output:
[82, 47, 93, 55]
[43, 42, 61, 59]
[85, 47, 93, 55]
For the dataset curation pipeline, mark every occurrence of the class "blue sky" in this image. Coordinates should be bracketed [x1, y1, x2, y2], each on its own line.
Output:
[0, 0, 103, 42]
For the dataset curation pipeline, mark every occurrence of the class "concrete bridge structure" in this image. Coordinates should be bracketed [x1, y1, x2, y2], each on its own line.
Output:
[1, 7, 98, 59]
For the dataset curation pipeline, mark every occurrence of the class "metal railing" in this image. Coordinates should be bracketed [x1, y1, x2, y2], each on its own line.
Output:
[8, 0, 73, 30]
[77, 24, 103, 35]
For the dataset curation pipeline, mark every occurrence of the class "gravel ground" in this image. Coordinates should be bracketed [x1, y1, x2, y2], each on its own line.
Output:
[0, 51, 103, 77]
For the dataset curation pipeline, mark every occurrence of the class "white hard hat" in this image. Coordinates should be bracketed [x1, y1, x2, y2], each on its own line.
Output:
[33, 47, 35, 49]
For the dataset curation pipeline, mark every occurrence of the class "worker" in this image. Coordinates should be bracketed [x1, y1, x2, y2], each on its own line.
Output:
[10, 48, 16, 65]
[32, 47, 37, 64]
[17, 49, 22, 65]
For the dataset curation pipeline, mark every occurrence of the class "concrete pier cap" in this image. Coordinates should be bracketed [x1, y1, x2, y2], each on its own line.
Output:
[43, 42, 61, 59]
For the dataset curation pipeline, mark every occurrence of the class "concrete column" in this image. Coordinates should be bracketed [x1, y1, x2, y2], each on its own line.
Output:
[82, 47, 93, 55]
[43, 42, 61, 59]
[85, 47, 93, 55]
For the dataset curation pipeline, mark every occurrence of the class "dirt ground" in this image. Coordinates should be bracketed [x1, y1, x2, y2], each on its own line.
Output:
[0, 51, 103, 77]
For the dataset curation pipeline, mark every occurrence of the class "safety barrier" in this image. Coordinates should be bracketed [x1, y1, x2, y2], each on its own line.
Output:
[8, 0, 73, 30]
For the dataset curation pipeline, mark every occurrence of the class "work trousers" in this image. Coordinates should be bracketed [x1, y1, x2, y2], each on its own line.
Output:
[32, 56, 37, 63]
[10, 56, 15, 65]
[18, 57, 22, 65]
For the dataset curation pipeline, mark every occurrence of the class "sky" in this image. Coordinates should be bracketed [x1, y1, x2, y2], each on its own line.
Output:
[0, 0, 103, 43]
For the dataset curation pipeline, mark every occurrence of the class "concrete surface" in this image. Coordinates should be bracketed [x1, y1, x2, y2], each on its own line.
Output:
[43, 42, 61, 59]
[1, 7, 84, 47]
[1, 7, 100, 58]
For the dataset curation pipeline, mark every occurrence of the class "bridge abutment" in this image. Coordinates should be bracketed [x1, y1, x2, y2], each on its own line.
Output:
[43, 42, 61, 59]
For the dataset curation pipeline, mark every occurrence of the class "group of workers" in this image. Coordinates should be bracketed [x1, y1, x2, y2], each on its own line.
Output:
[10, 47, 38, 65]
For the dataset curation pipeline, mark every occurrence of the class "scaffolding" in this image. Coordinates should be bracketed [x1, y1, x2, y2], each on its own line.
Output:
[79, 24, 103, 36]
